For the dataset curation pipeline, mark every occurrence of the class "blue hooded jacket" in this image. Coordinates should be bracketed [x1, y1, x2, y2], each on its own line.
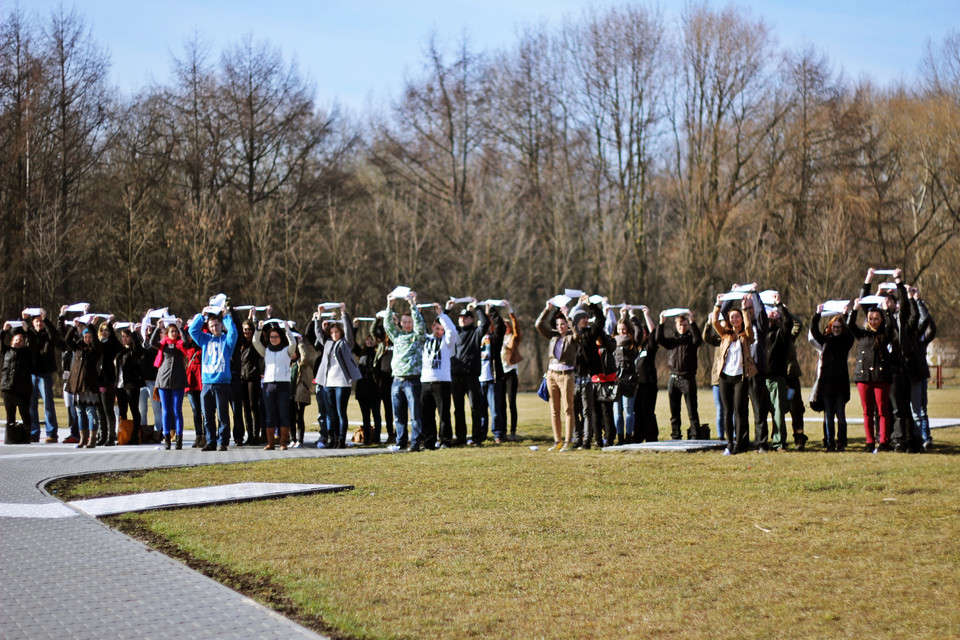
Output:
[188, 312, 238, 385]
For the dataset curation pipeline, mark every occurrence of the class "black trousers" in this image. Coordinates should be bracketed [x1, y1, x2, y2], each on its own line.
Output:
[890, 373, 917, 448]
[720, 373, 750, 452]
[667, 374, 699, 438]
[421, 380, 452, 448]
[376, 374, 395, 440]
[749, 373, 769, 448]
[116, 386, 142, 437]
[633, 382, 659, 442]
[504, 369, 519, 435]
[451, 374, 483, 446]
[2, 390, 31, 429]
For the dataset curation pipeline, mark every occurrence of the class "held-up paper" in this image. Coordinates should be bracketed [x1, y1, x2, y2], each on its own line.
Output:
[873, 269, 897, 275]
[5, 319, 25, 330]
[113, 322, 132, 330]
[66, 302, 90, 313]
[22, 307, 44, 317]
[375, 309, 390, 319]
[821, 300, 849, 315]
[877, 282, 896, 292]
[588, 295, 605, 305]
[416, 303, 435, 309]
[759, 290, 778, 305]
[148, 308, 168, 319]
[318, 302, 341, 310]
[449, 296, 474, 304]
[355, 317, 377, 322]
[479, 299, 505, 307]
[548, 294, 572, 307]
[208, 293, 227, 309]
[662, 308, 691, 318]
[859, 295, 886, 307]
[564, 288, 585, 299]
[720, 291, 746, 301]
[731, 283, 756, 293]
[160, 315, 178, 325]
[389, 286, 411, 298]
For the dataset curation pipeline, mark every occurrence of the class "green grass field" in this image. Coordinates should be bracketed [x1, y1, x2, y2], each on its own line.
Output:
[53, 389, 960, 640]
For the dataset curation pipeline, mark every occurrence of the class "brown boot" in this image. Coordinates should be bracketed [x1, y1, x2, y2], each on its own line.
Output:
[264, 430, 275, 450]
[77, 430, 89, 449]
[175, 434, 183, 450]
[279, 428, 290, 450]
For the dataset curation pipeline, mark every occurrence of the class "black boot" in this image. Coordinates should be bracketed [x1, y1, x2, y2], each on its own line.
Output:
[175, 434, 183, 450]
[164, 434, 171, 450]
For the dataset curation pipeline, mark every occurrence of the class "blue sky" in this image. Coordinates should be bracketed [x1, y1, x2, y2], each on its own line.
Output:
[17, 1, 960, 113]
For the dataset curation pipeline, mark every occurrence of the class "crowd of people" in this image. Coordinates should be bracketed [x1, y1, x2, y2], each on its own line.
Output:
[535, 268, 937, 454]
[0, 268, 939, 454]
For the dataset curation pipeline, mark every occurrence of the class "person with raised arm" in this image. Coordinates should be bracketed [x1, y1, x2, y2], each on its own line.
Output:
[313, 304, 362, 449]
[535, 300, 577, 451]
[656, 308, 703, 440]
[25, 309, 64, 443]
[151, 318, 190, 450]
[253, 318, 299, 450]
[847, 268, 897, 452]
[383, 290, 427, 452]
[188, 304, 239, 451]
[421, 302, 458, 449]
[710, 294, 756, 455]
[810, 303, 854, 451]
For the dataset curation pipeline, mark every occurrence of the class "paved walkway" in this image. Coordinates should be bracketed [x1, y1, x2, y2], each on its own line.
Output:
[0, 435, 390, 640]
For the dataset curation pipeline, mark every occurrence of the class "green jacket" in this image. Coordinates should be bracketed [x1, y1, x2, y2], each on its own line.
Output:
[383, 307, 426, 377]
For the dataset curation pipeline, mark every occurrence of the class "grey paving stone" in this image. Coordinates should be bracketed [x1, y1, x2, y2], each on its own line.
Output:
[0, 438, 394, 640]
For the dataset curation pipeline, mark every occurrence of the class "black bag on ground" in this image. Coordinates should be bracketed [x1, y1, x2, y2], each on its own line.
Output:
[4, 421, 30, 444]
[687, 424, 711, 440]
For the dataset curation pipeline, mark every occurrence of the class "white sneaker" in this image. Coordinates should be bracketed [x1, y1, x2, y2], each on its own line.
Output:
[387, 444, 401, 452]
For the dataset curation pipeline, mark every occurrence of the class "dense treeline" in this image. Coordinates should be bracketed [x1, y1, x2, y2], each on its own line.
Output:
[1, 4, 958, 386]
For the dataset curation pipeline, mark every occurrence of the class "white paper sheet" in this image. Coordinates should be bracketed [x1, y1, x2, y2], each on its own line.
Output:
[860, 295, 886, 306]
[389, 286, 411, 298]
[449, 296, 474, 304]
[22, 307, 44, 317]
[662, 308, 691, 318]
[588, 294, 605, 305]
[564, 288, 585, 299]
[66, 302, 90, 313]
[548, 294, 572, 307]
[759, 290, 778, 305]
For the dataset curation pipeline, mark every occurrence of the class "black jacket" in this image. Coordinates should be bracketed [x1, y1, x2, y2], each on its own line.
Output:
[28, 318, 63, 375]
[763, 303, 794, 378]
[656, 319, 702, 379]
[810, 313, 854, 397]
[116, 333, 145, 389]
[1, 329, 35, 395]
[848, 308, 897, 384]
[451, 315, 485, 377]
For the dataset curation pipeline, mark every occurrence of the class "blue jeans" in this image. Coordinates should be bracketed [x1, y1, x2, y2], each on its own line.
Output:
[613, 393, 636, 439]
[480, 379, 506, 442]
[821, 393, 847, 448]
[910, 380, 930, 443]
[315, 385, 329, 442]
[63, 385, 79, 439]
[140, 381, 162, 428]
[76, 403, 99, 433]
[323, 386, 352, 443]
[391, 378, 422, 447]
[30, 373, 59, 439]
[158, 388, 184, 436]
[713, 385, 724, 439]
[201, 383, 232, 446]
[263, 381, 292, 432]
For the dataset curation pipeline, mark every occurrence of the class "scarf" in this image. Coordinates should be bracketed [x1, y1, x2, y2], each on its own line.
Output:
[154, 337, 185, 368]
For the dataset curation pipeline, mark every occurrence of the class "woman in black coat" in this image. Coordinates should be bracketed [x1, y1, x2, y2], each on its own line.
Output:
[2, 323, 36, 436]
[810, 305, 855, 451]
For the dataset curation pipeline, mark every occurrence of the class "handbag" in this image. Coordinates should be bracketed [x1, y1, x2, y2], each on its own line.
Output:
[594, 380, 620, 403]
[617, 367, 639, 398]
[117, 419, 136, 445]
[537, 374, 550, 402]
[808, 378, 823, 412]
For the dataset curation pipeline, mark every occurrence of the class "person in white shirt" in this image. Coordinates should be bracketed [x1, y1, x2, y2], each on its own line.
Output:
[420, 302, 458, 449]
